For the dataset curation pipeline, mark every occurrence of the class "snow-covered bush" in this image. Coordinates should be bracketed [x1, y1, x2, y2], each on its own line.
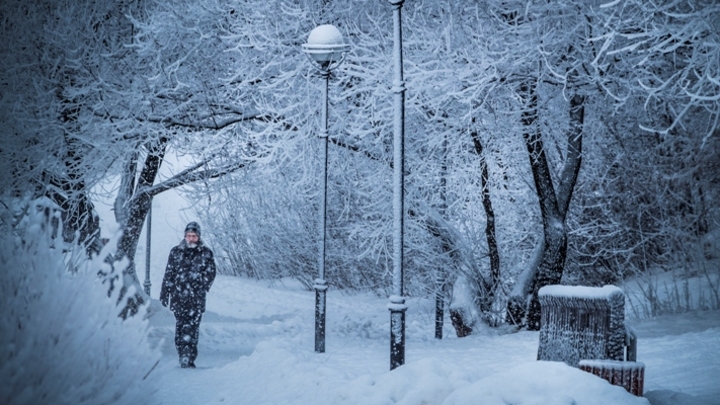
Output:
[624, 263, 720, 319]
[0, 198, 160, 405]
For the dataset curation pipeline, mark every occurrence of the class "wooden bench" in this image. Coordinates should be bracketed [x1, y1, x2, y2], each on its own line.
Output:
[536, 285, 643, 395]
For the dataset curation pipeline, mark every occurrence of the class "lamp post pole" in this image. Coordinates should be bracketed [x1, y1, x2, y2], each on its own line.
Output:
[144, 202, 152, 296]
[315, 65, 330, 354]
[302, 25, 350, 354]
[388, 0, 407, 371]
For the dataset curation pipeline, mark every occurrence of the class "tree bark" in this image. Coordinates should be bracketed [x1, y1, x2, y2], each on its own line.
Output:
[113, 138, 167, 318]
[510, 81, 585, 330]
[446, 127, 503, 336]
[471, 130, 501, 298]
[45, 175, 101, 255]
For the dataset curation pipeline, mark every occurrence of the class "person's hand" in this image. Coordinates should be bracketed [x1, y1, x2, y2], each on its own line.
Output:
[161, 296, 169, 307]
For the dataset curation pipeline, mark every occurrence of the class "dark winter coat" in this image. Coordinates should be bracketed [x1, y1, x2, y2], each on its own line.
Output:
[160, 239, 216, 314]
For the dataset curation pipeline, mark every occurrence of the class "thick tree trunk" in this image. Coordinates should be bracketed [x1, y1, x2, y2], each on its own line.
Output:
[114, 192, 152, 318]
[506, 238, 544, 325]
[526, 226, 568, 330]
[113, 138, 167, 318]
[449, 308, 473, 337]
[521, 85, 566, 329]
[509, 81, 585, 330]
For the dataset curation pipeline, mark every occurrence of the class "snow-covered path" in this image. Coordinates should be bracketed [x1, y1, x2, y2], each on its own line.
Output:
[88, 156, 720, 405]
[145, 275, 720, 405]
[78, 125, 720, 401]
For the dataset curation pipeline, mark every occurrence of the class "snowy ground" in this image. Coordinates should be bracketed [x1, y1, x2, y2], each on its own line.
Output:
[92, 180, 720, 405]
[141, 275, 720, 405]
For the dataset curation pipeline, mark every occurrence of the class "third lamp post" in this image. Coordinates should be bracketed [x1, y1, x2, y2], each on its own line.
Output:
[302, 24, 350, 354]
[387, 0, 407, 371]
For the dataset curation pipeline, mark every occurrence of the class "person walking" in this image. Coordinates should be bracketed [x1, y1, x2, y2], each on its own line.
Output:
[160, 221, 216, 368]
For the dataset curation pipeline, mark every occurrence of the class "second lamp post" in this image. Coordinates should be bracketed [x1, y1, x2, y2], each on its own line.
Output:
[302, 24, 350, 354]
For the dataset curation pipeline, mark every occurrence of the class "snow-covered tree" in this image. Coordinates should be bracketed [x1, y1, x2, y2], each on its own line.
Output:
[3, 0, 717, 329]
[0, 197, 160, 405]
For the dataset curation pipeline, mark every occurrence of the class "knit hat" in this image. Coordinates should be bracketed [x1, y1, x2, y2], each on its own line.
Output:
[184, 221, 201, 238]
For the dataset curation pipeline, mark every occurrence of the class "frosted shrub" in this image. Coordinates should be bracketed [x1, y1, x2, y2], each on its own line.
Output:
[0, 198, 160, 405]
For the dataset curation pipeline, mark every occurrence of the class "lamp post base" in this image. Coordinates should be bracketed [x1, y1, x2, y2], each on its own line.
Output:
[314, 279, 328, 353]
[389, 295, 407, 370]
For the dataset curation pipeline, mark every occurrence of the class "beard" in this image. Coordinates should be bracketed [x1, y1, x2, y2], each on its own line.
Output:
[187, 243, 197, 248]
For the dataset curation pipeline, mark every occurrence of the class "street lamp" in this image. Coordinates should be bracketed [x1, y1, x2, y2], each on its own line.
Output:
[302, 24, 350, 354]
[388, 0, 407, 371]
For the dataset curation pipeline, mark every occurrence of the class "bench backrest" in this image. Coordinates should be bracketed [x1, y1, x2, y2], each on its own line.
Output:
[537, 285, 626, 367]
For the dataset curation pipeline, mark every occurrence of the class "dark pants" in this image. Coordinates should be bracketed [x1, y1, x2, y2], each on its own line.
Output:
[173, 308, 203, 365]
